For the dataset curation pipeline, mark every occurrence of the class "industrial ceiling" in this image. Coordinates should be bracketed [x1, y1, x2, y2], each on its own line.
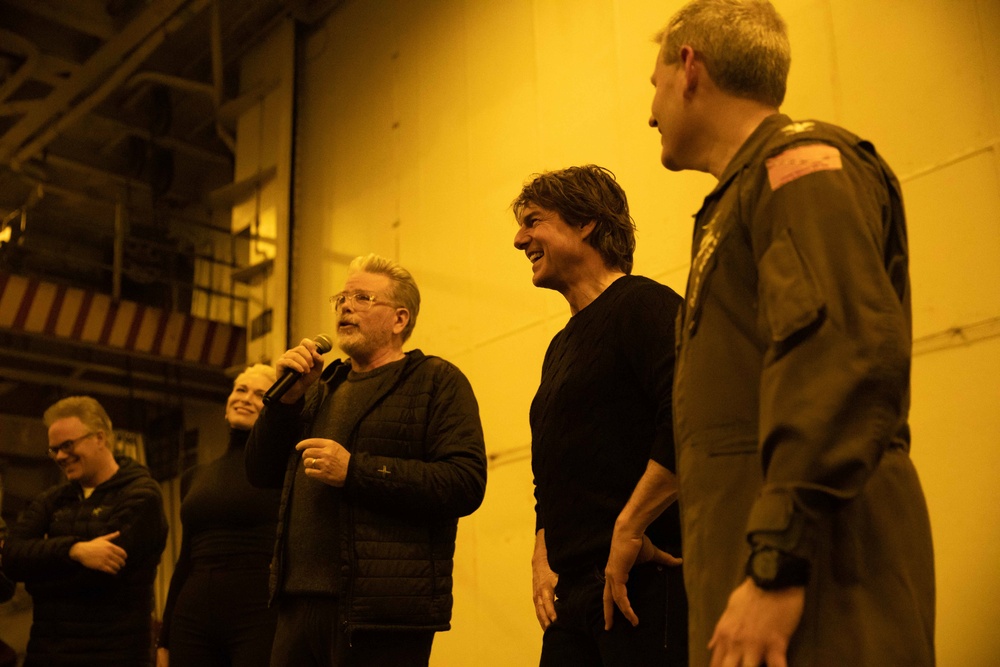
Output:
[0, 0, 336, 469]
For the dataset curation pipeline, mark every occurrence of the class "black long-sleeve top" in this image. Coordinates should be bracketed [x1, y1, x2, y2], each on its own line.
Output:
[158, 428, 280, 648]
[531, 275, 683, 576]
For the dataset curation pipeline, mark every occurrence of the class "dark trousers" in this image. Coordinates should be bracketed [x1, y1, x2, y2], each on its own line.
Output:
[168, 566, 277, 667]
[270, 596, 435, 667]
[539, 562, 688, 667]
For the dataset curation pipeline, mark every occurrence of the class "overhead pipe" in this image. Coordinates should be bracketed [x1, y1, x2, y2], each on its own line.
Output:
[43, 153, 152, 193]
[0, 0, 194, 165]
[0, 100, 39, 118]
[210, 0, 236, 153]
[9, 0, 212, 170]
[0, 29, 41, 105]
[125, 71, 216, 99]
[94, 112, 230, 165]
[119, 0, 235, 153]
[185, 1, 291, 143]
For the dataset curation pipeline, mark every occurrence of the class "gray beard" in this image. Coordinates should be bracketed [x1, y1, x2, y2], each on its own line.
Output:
[337, 329, 391, 363]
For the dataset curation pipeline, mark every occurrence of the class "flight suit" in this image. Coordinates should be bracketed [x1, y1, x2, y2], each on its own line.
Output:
[674, 113, 935, 666]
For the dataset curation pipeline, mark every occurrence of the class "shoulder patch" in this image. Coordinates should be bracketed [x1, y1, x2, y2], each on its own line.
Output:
[765, 143, 842, 191]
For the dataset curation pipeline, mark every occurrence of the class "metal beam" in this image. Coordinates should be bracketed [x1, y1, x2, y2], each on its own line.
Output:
[0, 28, 41, 105]
[0, 0, 199, 165]
[2, 0, 118, 40]
[40, 154, 153, 192]
[126, 70, 215, 99]
[0, 366, 226, 405]
[91, 113, 231, 165]
[0, 332, 233, 404]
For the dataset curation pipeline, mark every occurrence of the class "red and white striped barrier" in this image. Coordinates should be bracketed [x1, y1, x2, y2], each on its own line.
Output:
[0, 272, 245, 369]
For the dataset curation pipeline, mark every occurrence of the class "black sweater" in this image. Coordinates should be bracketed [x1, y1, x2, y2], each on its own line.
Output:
[159, 428, 280, 648]
[531, 275, 683, 575]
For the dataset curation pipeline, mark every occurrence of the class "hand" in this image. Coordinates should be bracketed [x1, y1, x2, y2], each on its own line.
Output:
[601, 459, 680, 629]
[156, 647, 169, 667]
[603, 532, 682, 629]
[708, 578, 805, 667]
[531, 530, 559, 631]
[296, 438, 351, 487]
[275, 339, 326, 403]
[68, 531, 127, 574]
[531, 556, 558, 631]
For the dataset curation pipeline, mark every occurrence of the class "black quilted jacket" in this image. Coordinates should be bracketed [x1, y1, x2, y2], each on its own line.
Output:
[3, 457, 168, 666]
[246, 350, 487, 636]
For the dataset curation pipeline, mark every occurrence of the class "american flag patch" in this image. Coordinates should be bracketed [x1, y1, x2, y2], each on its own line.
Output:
[765, 143, 842, 190]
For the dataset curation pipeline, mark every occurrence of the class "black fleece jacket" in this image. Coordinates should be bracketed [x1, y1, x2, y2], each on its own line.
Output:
[246, 350, 487, 634]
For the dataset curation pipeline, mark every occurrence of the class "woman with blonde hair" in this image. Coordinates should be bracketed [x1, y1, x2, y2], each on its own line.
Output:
[157, 364, 280, 667]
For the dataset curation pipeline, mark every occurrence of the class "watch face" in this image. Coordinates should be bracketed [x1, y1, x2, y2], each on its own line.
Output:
[752, 549, 780, 581]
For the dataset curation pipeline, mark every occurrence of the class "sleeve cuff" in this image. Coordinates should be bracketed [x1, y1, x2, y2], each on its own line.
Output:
[745, 488, 811, 558]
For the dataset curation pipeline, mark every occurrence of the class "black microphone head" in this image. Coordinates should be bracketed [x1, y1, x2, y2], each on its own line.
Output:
[313, 333, 334, 354]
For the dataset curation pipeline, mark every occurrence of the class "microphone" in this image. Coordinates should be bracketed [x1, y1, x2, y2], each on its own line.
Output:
[262, 334, 334, 405]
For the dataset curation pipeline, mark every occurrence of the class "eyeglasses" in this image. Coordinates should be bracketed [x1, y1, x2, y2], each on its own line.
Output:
[48, 432, 96, 458]
[328, 291, 398, 313]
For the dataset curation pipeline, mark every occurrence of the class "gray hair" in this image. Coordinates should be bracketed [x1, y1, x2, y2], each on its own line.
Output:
[348, 253, 420, 342]
[659, 0, 790, 108]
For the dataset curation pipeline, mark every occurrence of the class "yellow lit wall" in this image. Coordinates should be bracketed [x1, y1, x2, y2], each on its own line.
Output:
[284, 1, 1000, 664]
[234, 20, 295, 366]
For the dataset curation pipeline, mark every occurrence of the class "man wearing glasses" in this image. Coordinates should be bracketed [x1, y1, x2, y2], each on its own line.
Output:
[246, 253, 487, 667]
[2, 396, 168, 666]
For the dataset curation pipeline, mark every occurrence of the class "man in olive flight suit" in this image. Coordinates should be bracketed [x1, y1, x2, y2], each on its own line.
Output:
[603, 2, 935, 666]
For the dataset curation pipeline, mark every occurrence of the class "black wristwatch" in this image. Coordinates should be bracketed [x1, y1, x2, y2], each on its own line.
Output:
[746, 547, 810, 590]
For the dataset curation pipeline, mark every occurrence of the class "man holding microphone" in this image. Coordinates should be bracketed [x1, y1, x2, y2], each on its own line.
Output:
[246, 253, 487, 667]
